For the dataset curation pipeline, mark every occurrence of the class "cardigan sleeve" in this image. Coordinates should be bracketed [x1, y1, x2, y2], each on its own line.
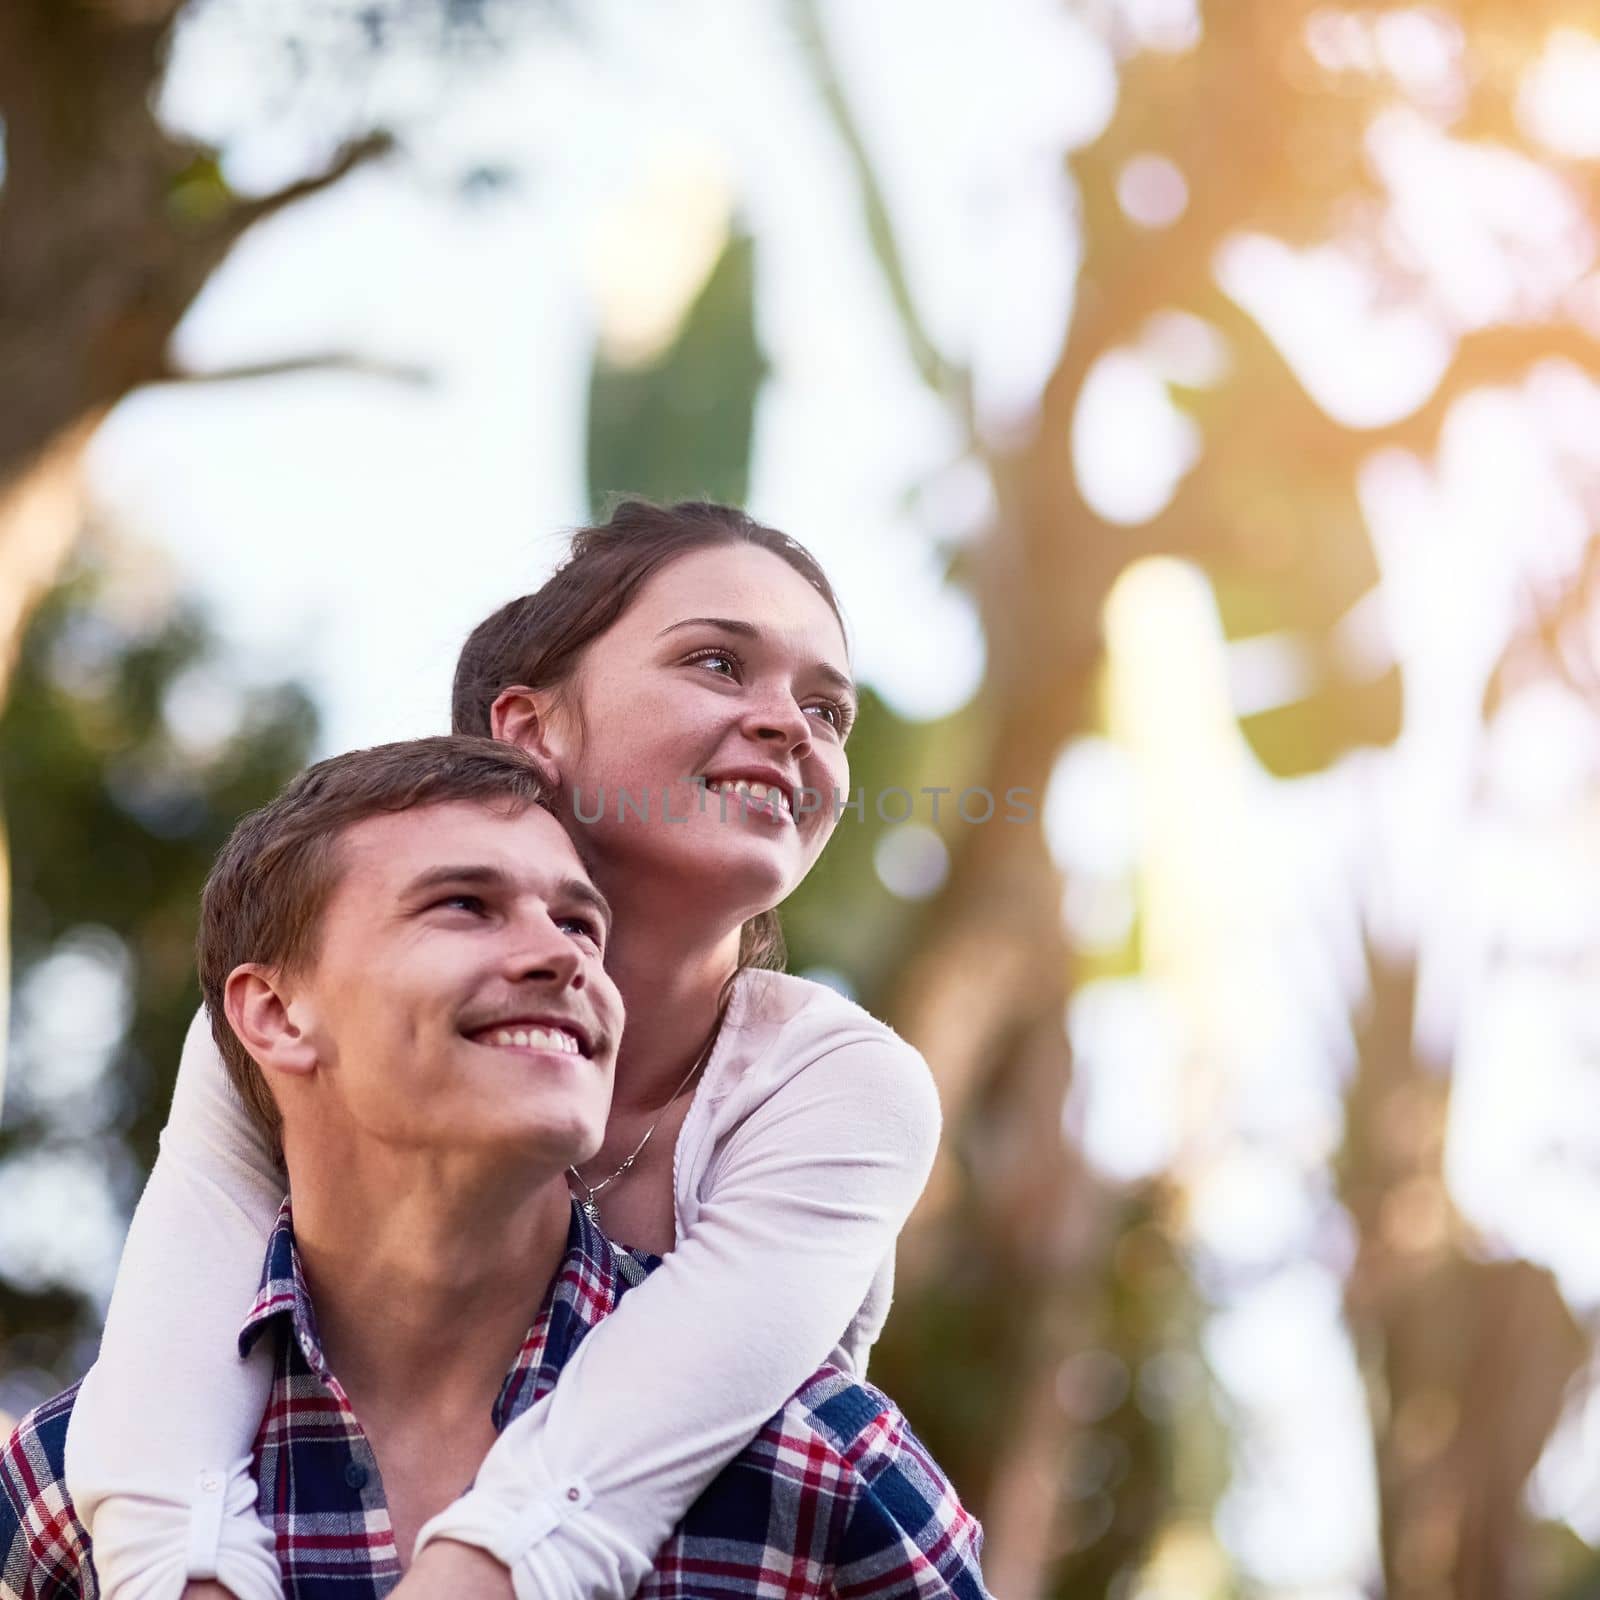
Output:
[63, 1007, 286, 1600]
[414, 1030, 942, 1600]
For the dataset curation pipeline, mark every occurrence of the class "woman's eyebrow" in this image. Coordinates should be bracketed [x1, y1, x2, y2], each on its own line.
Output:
[655, 615, 759, 640]
[814, 662, 858, 704]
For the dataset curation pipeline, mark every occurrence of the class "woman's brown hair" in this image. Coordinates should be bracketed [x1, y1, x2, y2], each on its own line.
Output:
[451, 499, 848, 974]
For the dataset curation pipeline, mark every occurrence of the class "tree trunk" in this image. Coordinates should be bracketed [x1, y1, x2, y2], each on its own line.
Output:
[0, 415, 102, 1113]
[0, 0, 390, 653]
[0, 0, 390, 1106]
[874, 398, 1140, 1594]
[0, 415, 105, 697]
[0, 2, 193, 488]
[1340, 947, 1586, 1599]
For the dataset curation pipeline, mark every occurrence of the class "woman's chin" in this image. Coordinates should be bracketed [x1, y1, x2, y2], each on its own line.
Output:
[584, 811, 816, 915]
[670, 822, 801, 902]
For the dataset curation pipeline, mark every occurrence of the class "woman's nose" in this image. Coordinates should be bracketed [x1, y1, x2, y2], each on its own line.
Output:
[742, 689, 812, 753]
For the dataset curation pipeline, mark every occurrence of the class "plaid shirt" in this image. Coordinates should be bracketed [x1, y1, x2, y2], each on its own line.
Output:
[2, 1199, 989, 1598]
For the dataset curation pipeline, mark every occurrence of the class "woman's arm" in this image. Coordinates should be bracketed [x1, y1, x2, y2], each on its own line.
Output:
[63, 1009, 287, 1600]
[413, 1031, 942, 1600]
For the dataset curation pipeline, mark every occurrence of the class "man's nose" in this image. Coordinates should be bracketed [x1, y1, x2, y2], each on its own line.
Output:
[504, 918, 585, 988]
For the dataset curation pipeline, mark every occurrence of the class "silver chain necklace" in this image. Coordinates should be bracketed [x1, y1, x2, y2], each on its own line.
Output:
[568, 1017, 721, 1228]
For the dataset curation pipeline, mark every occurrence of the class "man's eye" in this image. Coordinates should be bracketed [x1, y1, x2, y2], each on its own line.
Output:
[558, 915, 603, 945]
[434, 894, 486, 915]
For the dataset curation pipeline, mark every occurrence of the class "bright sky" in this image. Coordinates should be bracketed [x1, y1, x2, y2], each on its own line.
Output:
[9, 0, 1600, 1590]
[90, 0, 1104, 750]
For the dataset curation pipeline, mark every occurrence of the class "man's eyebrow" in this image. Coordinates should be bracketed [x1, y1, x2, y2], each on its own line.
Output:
[657, 616, 858, 707]
[557, 876, 613, 935]
[403, 864, 509, 898]
[402, 864, 613, 933]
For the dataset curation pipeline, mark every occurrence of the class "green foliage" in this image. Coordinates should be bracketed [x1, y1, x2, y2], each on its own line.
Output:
[166, 153, 233, 225]
[586, 233, 765, 514]
[0, 548, 316, 1386]
[1173, 308, 1405, 778]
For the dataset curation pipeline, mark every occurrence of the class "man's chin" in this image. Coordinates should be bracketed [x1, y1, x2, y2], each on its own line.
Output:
[487, 1115, 604, 1172]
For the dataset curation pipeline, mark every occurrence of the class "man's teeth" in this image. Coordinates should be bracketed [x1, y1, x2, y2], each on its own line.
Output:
[706, 779, 792, 816]
[486, 1025, 582, 1054]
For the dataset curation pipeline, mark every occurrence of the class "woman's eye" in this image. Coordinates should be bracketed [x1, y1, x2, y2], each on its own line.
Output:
[810, 699, 856, 736]
[686, 648, 739, 677]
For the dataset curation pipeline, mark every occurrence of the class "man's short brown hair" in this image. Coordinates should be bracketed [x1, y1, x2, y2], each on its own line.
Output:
[197, 735, 555, 1160]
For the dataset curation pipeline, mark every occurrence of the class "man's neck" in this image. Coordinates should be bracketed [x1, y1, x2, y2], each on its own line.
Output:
[286, 1149, 572, 1428]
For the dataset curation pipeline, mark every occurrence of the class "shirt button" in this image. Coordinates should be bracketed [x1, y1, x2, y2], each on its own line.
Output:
[566, 1487, 581, 1502]
[200, 1474, 222, 1495]
[344, 1462, 370, 1491]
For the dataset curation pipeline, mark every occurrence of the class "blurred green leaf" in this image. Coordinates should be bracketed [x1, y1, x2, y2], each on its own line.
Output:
[0, 548, 317, 1388]
[586, 232, 764, 513]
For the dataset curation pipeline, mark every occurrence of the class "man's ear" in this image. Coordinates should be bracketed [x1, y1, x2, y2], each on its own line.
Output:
[489, 685, 563, 786]
[224, 964, 319, 1080]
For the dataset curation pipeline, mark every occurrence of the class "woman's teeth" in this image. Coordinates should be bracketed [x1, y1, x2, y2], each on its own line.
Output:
[706, 779, 792, 820]
[486, 1025, 582, 1054]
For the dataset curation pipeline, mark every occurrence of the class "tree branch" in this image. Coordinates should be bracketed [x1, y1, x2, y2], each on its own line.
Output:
[786, 0, 969, 416]
[85, 0, 187, 27]
[219, 130, 396, 243]
[1203, 283, 1600, 462]
[154, 352, 434, 388]
[1372, 322, 1600, 456]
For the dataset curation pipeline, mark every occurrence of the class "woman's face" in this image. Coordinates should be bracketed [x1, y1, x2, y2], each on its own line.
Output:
[517, 544, 855, 926]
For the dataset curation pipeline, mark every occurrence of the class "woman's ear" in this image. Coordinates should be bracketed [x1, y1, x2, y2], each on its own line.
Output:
[490, 685, 563, 786]
[224, 965, 319, 1081]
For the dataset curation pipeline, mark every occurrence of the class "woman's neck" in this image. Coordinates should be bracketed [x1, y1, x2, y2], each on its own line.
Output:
[599, 888, 744, 1113]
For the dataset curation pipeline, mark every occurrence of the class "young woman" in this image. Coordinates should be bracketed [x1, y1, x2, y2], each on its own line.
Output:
[63, 500, 945, 1600]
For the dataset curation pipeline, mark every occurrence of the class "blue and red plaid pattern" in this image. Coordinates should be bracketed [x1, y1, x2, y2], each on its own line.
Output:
[0, 1387, 90, 1600]
[2, 1200, 987, 1598]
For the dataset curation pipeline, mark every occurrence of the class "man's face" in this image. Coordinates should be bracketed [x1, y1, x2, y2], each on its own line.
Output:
[285, 799, 622, 1168]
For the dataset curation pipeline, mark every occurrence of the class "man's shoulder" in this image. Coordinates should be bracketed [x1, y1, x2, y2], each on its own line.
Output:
[710, 1366, 989, 1595]
[2, 1383, 82, 1519]
[780, 1366, 953, 1500]
[1, 1383, 93, 1600]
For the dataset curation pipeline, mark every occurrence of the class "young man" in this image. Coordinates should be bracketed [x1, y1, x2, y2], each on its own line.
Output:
[0, 737, 989, 1599]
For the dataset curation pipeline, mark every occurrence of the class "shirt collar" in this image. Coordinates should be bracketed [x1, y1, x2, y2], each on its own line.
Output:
[492, 1198, 647, 1426]
[236, 1192, 651, 1419]
[237, 1196, 328, 1375]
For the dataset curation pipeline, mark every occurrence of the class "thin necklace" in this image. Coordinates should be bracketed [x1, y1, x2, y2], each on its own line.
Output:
[568, 1013, 722, 1228]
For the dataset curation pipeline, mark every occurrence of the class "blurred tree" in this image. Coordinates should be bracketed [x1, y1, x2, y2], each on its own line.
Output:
[0, 2, 374, 687]
[0, 0, 507, 1092]
[0, 534, 316, 1396]
[791, 0, 1600, 1592]
[1339, 940, 1587, 1600]
[6, 0, 1600, 1592]
[588, 233, 765, 515]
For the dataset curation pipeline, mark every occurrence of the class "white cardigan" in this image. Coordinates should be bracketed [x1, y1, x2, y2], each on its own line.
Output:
[63, 968, 942, 1600]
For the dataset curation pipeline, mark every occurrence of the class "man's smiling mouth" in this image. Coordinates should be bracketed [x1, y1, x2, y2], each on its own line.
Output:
[464, 1018, 593, 1057]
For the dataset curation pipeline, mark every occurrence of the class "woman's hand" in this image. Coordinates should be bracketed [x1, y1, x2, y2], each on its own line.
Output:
[393, 1539, 515, 1598]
